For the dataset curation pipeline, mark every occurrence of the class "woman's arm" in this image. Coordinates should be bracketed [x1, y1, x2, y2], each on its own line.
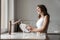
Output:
[30, 15, 49, 32]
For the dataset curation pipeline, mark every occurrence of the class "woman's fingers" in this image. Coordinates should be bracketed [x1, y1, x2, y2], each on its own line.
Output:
[26, 26, 31, 30]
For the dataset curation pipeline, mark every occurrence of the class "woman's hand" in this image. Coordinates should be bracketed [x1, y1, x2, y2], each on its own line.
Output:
[26, 25, 32, 31]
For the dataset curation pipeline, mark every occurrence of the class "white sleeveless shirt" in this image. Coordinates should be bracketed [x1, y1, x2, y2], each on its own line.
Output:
[36, 17, 44, 29]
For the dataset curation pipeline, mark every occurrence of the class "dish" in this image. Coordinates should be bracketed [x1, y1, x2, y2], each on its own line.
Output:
[19, 23, 30, 32]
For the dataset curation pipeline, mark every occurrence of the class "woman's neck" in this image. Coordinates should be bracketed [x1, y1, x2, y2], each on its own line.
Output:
[40, 13, 44, 17]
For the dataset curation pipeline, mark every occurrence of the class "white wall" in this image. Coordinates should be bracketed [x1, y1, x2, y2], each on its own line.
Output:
[0, 0, 1, 26]
[1, 0, 15, 33]
[0, 0, 1, 33]
[15, 0, 60, 33]
[1, 0, 8, 33]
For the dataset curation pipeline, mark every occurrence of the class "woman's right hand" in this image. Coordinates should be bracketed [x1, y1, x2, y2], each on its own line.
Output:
[26, 25, 32, 31]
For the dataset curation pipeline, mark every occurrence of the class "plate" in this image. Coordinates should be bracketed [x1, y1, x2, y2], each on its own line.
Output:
[19, 23, 30, 32]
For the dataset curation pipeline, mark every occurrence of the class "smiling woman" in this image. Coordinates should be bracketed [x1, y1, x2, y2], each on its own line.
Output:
[26, 5, 50, 33]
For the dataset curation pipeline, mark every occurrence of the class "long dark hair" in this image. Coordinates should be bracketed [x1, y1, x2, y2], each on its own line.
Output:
[37, 4, 50, 18]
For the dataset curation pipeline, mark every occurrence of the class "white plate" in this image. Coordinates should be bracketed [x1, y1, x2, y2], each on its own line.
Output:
[19, 23, 30, 32]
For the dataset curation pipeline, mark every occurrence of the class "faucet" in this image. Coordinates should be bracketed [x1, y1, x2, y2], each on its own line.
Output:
[8, 21, 12, 35]
[8, 19, 22, 35]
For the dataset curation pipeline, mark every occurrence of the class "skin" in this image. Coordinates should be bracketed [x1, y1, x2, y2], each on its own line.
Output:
[26, 7, 49, 33]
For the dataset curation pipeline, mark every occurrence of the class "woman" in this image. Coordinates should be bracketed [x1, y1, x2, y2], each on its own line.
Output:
[26, 4, 50, 33]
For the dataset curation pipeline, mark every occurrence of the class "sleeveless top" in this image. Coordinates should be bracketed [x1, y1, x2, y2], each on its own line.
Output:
[36, 17, 44, 29]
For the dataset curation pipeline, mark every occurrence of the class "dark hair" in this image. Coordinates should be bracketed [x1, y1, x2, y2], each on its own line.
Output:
[37, 4, 50, 18]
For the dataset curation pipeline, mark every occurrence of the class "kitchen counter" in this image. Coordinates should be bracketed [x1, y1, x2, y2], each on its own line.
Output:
[1, 32, 60, 40]
[1, 32, 46, 40]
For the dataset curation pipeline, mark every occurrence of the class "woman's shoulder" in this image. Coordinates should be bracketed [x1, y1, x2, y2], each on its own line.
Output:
[45, 15, 50, 18]
[44, 15, 50, 20]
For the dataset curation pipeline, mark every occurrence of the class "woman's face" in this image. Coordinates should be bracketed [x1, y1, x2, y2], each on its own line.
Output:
[36, 7, 41, 14]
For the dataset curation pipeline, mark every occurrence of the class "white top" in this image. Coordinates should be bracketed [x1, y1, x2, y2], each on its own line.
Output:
[36, 17, 44, 29]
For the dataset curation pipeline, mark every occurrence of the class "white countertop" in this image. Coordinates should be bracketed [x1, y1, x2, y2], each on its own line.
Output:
[1, 32, 46, 39]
